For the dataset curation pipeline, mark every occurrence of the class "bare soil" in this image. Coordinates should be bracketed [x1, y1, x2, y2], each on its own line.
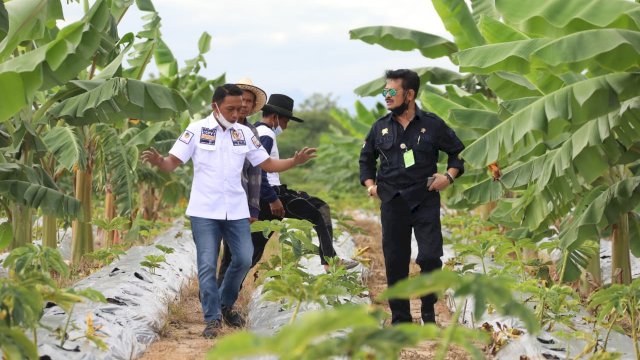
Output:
[140, 216, 482, 359]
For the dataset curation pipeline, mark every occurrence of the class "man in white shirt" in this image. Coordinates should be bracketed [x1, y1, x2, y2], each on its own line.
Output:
[141, 84, 315, 338]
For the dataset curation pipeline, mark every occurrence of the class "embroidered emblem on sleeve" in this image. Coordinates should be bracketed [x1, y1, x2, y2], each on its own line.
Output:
[251, 136, 262, 148]
[179, 130, 194, 144]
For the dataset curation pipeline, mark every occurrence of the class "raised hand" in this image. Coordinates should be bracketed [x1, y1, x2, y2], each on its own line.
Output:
[293, 147, 317, 165]
[141, 148, 163, 166]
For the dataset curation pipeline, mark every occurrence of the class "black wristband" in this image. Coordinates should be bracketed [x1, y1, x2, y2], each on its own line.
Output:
[445, 172, 454, 184]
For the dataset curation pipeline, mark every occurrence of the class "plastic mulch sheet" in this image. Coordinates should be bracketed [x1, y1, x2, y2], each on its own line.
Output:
[35, 218, 196, 360]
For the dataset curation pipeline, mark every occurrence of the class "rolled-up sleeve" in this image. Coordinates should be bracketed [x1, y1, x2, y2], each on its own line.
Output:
[359, 127, 378, 185]
[437, 123, 465, 177]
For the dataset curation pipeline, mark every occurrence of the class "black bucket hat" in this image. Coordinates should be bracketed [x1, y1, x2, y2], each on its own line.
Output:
[262, 94, 304, 122]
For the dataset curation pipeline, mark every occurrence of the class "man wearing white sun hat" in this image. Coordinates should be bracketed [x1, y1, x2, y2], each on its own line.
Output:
[218, 78, 267, 288]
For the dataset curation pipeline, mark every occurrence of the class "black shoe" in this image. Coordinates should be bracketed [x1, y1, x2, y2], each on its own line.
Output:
[202, 319, 222, 338]
[324, 258, 359, 272]
[221, 305, 245, 328]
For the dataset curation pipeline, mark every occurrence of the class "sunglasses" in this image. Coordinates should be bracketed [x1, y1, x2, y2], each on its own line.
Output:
[382, 88, 399, 97]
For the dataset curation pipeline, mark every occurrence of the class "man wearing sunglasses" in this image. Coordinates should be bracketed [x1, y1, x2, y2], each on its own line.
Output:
[359, 69, 465, 325]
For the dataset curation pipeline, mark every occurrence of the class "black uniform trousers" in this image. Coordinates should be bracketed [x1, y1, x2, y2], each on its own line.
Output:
[381, 194, 443, 324]
[218, 185, 338, 286]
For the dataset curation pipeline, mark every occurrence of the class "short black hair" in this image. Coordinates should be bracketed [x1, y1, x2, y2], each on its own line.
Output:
[212, 84, 243, 104]
[385, 69, 420, 94]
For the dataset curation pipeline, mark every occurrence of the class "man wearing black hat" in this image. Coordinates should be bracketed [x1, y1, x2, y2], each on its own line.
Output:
[252, 94, 359, 271]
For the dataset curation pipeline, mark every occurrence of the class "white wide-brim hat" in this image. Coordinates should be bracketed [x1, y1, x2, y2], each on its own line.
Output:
[235, 77, 267, 116]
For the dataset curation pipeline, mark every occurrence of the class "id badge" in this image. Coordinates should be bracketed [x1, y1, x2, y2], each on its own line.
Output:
[200, 128, 217, 145]
[403, 150, 415, 168]
[230, 129, 246, 146]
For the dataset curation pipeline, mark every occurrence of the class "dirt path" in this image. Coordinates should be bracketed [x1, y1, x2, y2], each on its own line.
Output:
[353, 217, 476, 360]
[140, 216, 481, 359]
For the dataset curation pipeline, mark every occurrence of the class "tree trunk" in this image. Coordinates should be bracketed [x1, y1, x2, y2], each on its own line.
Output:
[10, 203, 32, 249]
[72, 169, 94, 264]
[140, 184, 156, 221]
[580, 251, 601, 296]
[42, 214, 58, 248]
[476, 202, 496, 220]
[611, 214, 632, 284]
[104, 185, 116, 248]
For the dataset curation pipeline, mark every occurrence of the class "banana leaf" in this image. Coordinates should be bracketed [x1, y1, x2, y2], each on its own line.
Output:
[349, 26, 457, 59]
[48, 77, 188, 125]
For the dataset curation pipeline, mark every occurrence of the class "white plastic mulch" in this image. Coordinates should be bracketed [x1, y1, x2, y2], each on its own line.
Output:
[35, 218, 196, 360]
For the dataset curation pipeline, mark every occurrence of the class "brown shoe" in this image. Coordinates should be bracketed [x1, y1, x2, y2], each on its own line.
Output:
[202, 319, 222, 338]
[221, 305, 246, 328]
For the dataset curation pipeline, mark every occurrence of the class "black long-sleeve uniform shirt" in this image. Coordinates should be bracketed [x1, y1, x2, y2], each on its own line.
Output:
[359, 107, 465, 210]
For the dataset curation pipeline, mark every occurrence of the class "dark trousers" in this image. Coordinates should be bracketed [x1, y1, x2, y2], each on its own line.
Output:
[218, 185, 338, 286]
[381, 194, 443, 324]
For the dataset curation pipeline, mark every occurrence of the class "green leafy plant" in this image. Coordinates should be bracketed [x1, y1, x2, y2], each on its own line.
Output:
[3, 244, 69, 279]
[518, 280, 580, 332]
[261, 256, 367, 323]
[208, 305, 448, 360]
[51, 288, 107, 351]
[0, 245, 106, 357]
[92, 216, 130, 233]
[251, 219, 318, 271]
[588, 278, 640, 358]
[155, 244, 175, 254]
[252, 219, 366, 323]
[140, 254, 167, 275]
[85, 247, 126, 266]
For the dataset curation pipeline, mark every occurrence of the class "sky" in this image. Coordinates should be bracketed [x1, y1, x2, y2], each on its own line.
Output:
[62, 0, 456, 111]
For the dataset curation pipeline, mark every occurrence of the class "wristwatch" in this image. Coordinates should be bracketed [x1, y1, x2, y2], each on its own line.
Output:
[444, 172, 454, 184]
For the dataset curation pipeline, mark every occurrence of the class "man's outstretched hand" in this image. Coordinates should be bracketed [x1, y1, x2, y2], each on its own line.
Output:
[141, 148, 163, 167]
[140, 148, 181, 172]
[293, 147, 317, 165]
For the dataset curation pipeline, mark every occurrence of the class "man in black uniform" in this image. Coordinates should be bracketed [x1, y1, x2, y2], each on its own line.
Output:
[359, 69, 464, 325]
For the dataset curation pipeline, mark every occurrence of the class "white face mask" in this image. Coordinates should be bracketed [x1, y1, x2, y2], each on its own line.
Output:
[214, 103, 234, 129]
[273, 116, 283, 136]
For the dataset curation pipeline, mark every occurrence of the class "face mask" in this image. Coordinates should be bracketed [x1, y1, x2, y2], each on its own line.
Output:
[390, 91, 409, 116]
[214, 103, 234, 129]
[273, 116, 283, 136]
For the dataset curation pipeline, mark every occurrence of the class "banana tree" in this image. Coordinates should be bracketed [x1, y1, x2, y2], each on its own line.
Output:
[350, 0, 640, 286]
[46, 77, 188, 263]
[132, 31, 223, 223]
[0, 0, 112, 248]
[454, 0, 640, 285]
[1, 0, 190, 263]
